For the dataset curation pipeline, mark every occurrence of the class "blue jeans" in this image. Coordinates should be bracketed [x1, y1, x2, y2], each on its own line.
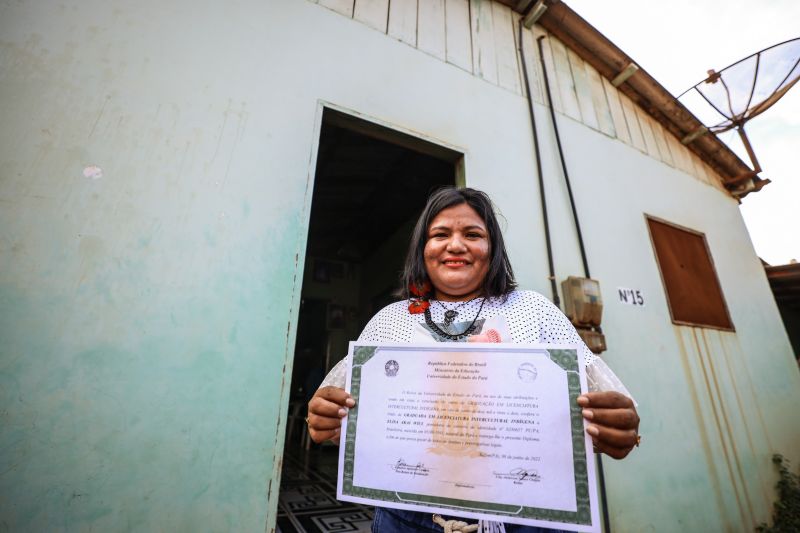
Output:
[372, 508, 571, 532]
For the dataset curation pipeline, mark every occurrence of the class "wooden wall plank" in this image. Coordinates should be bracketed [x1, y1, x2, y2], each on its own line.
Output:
[536, 30, 563, 113]
[567, 48, 598, 129]
[635, 106, 660, 158]
[549, 38, 581, 121]
[418, 0, 446, 60]
[678, 139, 697, 176]
[697, 157, 722, 189]
[511, 12, 526, 98]
[665, 133, 694, 175]
[641, 117, 663, 161]
[491, 2, 522, 94]
[319, 0, 354, 17]
[700, 161, 727, 191]
[664, 134, 684, 170]
[519, 25, 543, 104]
[650, 117, 674, 166]
[619, 92, 646, 152]
[388, 0, 418, 46]
[470, 0, 498, 84]
[585, 64, 615, 137]
[702, 161, 726, 191]
[602, 76, 630, 144]
[354, 0, 389, 32]
[689, 152, 714, 186]
[689, 152, 713, 185]
[678, 142, 694, 176]
[445, 0, 473, 71]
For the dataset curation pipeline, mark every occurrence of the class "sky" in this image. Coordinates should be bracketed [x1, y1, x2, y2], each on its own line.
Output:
[566, 0, 800, 265]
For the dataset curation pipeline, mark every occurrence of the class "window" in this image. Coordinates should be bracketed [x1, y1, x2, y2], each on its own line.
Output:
[647, 217, 734, 330]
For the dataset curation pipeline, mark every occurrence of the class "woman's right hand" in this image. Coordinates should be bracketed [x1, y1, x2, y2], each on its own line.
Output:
[307, 386, 356, 444]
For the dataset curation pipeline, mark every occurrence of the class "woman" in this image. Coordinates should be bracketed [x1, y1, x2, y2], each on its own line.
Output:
[307, 187, 640, 532]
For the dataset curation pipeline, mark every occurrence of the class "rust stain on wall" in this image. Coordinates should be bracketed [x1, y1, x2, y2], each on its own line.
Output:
[690, 327, 752, 526]
[673, 327, 729, 524]
[698, 329, 757, 524]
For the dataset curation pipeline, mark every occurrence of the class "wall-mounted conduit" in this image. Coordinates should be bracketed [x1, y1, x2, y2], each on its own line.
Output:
[536, 35, 591, 280]
[517, 20, 560, 308]
[520, 25, 611, 533]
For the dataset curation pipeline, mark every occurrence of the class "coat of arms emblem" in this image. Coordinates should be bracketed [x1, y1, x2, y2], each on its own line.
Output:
[384, 359, 399, 377]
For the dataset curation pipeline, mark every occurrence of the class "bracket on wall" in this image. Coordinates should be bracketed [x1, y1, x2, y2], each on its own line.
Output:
[522, 0, 547, 28]
[681, 125, 709, 145]
[611, 62, 640, 87]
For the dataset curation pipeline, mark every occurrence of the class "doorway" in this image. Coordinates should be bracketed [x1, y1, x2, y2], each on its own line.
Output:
[277, 108, 461, 532]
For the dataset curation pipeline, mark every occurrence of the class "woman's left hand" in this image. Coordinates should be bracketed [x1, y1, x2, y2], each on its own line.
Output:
[578, 391, 640, 459]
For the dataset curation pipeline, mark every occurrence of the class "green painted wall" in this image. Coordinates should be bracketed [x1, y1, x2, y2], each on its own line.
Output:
[0, 0, 311, 530]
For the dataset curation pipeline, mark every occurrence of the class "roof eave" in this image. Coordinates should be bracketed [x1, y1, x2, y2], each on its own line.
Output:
[507, 0, 767, 198]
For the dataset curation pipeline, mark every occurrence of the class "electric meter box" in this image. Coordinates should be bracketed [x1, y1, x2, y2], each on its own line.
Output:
[561, 276, 603, 327]
[576, 327, 607, 354]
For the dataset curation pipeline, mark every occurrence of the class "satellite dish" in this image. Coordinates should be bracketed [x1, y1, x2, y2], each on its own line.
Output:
[678, 37, 800, 187]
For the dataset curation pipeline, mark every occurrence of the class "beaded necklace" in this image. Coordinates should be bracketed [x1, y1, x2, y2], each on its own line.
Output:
[423, 297, 486, 341]
[434, 297, 479, 326]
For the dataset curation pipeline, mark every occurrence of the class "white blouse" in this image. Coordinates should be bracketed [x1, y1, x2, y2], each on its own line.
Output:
[321, 290, 632, 399]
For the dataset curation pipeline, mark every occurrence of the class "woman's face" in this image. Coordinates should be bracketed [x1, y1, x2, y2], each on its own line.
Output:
[424, 203, 490, 302]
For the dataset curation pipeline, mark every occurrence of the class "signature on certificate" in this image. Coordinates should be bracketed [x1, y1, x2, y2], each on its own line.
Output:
[391, 459, 431, 477]
[493, 467, 541, 483]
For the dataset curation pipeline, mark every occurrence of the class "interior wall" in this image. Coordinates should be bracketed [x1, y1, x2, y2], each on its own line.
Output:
[298, 258, 361, 374]
[359, 216, 417, 326]
[296, 214, 419, 377]
[0, 1, 310, 530]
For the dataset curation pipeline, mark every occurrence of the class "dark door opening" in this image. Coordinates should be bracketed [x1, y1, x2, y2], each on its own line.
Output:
[277, 109, 460, 530]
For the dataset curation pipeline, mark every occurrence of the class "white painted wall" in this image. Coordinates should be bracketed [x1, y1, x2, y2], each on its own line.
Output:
[272, 2, 800, 530]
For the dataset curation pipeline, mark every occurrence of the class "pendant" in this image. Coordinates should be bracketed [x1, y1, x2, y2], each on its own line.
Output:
[444, 309, 458, 326]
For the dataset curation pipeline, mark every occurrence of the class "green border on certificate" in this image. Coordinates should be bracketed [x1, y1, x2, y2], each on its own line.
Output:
[340, 345, 592, 525]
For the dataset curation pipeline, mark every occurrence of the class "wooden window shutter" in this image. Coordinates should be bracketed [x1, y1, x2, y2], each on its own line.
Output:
[647, 217, 734, 330]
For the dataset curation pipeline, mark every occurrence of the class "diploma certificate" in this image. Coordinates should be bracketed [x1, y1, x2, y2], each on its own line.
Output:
[336, 342, 599, 532]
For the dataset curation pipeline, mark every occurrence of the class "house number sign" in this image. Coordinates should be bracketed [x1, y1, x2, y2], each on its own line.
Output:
[617, 287, 645, 306]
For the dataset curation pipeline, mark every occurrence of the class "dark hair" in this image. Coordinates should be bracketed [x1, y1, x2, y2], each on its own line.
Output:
[401, 187, 517, 299]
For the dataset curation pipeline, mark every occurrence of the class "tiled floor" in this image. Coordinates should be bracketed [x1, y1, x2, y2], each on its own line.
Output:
[276, 445, 374, 533]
